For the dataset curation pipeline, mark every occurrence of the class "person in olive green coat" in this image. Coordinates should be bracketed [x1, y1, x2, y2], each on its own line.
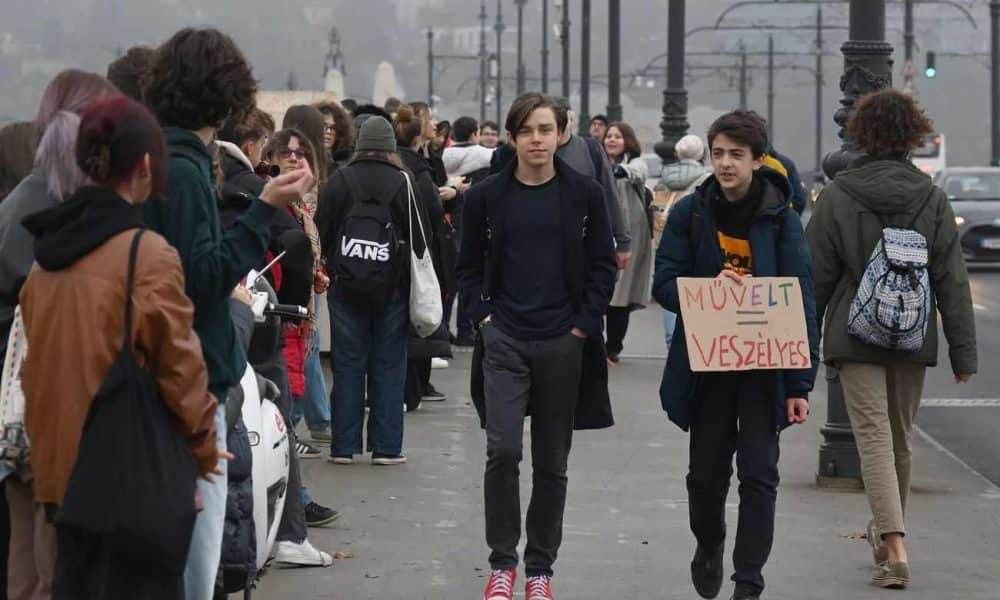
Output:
[806, 89, 976, 591]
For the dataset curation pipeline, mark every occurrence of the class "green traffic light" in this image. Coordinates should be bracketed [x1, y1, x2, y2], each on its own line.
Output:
[925, 67, 937, 78]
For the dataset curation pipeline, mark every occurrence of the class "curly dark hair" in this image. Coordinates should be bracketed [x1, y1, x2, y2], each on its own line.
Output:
[848, 89, 934, 158]
[106, 45, 156, 102]
[314, 100, 355, 153]
[145, 28, 257, 130]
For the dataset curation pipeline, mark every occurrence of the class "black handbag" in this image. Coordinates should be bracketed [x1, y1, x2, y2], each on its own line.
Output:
[57, 229, 198, 575]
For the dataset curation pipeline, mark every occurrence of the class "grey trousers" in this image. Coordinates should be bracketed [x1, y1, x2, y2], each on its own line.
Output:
[839, 363, 926, 537]
[481, 325, 585, 578]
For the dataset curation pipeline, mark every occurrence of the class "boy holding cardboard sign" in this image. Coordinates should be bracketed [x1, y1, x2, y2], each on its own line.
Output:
[652, 110, 819, 600]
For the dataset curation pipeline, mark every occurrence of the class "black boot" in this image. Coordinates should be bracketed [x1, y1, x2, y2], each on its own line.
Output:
[691, 543, 724, 599]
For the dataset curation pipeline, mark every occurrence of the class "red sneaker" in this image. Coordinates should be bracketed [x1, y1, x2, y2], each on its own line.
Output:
[483, 568, 516, 600]
[526, 575, 554, 600]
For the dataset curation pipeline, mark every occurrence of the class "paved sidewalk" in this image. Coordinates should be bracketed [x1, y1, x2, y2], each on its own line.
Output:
[258, 309, 1000, 600]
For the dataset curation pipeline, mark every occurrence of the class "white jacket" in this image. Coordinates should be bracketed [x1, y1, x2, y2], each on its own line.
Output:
[442, 143, 495, 179]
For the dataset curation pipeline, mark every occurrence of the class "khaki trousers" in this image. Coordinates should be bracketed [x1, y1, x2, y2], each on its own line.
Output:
[839, 363, 926, 537]
[6, 475, 57, 600]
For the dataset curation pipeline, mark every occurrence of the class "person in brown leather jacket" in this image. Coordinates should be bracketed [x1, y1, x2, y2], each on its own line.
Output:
[18, 95, 222, 599]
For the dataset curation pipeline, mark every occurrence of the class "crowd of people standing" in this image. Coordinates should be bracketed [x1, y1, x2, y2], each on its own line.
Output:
[0, 21, 979, 600]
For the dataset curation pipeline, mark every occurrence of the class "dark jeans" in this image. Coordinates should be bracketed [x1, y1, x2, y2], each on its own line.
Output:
[481, 325, 584, 578]
[329, 295, 408, 456]
[687, 371, 780, 596]
[605, 306, 631, 356]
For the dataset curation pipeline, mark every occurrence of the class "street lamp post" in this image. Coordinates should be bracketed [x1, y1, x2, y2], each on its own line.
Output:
[818, 0, 893, 489]
[903, 0, 915, 93]
[561, 0, 571, 98]
[427, 29, 435, 108]
[516, 0, 527, 95]
[738, 42, 748, 109]
[542, 0, 550, 93]
[654, 0, 689, 164]
[496, 0, 506, 125]
[815, 5, 824, 176]
[607, 0, 622, 122]
[579, 0, 592, 135]
[767, 35, 775, 141]
[992, 1, 1000, 165]
[480, 0, 489, 122]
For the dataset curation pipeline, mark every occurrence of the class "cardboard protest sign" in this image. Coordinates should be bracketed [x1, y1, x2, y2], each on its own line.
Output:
[677, 277, 811, 372]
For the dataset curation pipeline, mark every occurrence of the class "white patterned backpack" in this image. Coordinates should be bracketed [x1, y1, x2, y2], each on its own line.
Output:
[847, 193, 934, 352]
[0, 306, 30, 470]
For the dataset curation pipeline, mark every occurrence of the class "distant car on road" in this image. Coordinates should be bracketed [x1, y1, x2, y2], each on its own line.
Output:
[935, 167, 1000, 261]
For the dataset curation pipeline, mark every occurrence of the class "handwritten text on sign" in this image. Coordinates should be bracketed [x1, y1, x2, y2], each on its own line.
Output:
[677, 277, 811, 372]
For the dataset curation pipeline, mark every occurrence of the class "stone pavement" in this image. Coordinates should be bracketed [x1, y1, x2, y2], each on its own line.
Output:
[257, 308, 1000, 599]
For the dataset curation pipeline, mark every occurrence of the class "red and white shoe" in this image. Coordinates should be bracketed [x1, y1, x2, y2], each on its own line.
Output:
[526, 575, 554, 600]
[483, 568, 516, 600]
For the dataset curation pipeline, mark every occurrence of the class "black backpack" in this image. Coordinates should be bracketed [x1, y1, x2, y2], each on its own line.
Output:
[333, 168, 406, 306]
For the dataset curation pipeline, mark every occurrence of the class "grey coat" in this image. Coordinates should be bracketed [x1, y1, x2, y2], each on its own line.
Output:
[0, 171, 56, 360]
[610, 157, 653, 308]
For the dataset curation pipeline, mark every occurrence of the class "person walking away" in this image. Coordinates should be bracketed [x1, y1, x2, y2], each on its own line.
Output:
[655, 134, 711, 347]
[316, 116, 430, 466]
[602, 122, 653, 364]
[395, 104, 453, 402]
[0, 70, 117, 600]
[142, 28, 315, 599]
[653, 110, 819, 600]
[458, 93, 617, 600]
[806, 89, 976, 590]
[19, 94, 221, 599]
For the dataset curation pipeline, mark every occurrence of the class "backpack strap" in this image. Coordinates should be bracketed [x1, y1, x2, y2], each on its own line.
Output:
[341, 168, 367, 207]
[907, 188, 936, 229]
[122, 229, 146, 351]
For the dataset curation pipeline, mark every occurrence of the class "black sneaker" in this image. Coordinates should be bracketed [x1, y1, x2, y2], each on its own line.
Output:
[371, 453, 407, 466]
[731, 593, 760, 600]
[691, 544, 724, 599]
[421, 383, 447, 402]
[304, 502, 339, 527]
[296, 441, 322, 459]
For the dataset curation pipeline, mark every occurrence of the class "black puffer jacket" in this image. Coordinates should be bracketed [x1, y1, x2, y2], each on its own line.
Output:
[218, 301, 257, 591]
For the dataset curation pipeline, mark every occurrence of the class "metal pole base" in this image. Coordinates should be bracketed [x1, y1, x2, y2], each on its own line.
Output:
[654, 88, 689, 163]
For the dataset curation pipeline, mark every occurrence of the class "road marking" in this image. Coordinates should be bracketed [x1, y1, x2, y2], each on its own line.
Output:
[914, 425, 1000, 494]
[921, 397, 1000, 407]
[974, 303, 987, 311]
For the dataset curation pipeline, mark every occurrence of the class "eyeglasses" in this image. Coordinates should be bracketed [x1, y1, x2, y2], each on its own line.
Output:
[278, 148, 307, 159]
[324, 124, 336, 133]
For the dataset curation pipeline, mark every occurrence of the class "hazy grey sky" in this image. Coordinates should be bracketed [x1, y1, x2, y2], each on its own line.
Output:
[0, 0, 990, 167]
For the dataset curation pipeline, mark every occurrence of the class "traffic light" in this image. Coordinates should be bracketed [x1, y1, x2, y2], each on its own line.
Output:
[925, 51, 937, 78]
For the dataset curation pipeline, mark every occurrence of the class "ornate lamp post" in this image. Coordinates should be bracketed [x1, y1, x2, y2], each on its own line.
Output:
[654, 0, 689, 164]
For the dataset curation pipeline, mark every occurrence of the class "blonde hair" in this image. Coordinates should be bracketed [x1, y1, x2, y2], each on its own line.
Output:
[34, 111, 89, 202]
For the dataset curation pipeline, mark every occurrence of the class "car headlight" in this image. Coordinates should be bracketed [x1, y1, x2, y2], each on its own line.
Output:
[955, 215, 966, 227]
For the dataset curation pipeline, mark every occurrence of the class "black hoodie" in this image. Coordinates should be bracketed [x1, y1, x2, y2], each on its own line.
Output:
[23, 186, 144, 270]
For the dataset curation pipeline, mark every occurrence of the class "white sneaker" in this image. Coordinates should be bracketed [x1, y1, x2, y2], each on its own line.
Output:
[273, 539, 333, 567]
[431, 358, 449, 369]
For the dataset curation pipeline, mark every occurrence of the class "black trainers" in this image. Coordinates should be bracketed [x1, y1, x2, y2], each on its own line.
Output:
[296, 440, 322, 459]
[731, 584, 761, 600]
[304, 502, 339, 527]
[421, 383, 447, 402]
[371, 453, 407, 465]
[691, 544, 724, 599]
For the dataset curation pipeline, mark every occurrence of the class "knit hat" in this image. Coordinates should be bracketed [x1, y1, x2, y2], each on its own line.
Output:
[675, 134, 705, 161]
[355, 116, 396, 153]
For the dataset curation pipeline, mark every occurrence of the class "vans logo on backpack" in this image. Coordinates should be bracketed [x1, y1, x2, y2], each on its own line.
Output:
[340, 238, 391, 262]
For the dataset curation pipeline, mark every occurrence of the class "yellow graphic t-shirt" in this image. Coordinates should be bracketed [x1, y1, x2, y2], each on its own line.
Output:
[718, 231, 753, 276]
